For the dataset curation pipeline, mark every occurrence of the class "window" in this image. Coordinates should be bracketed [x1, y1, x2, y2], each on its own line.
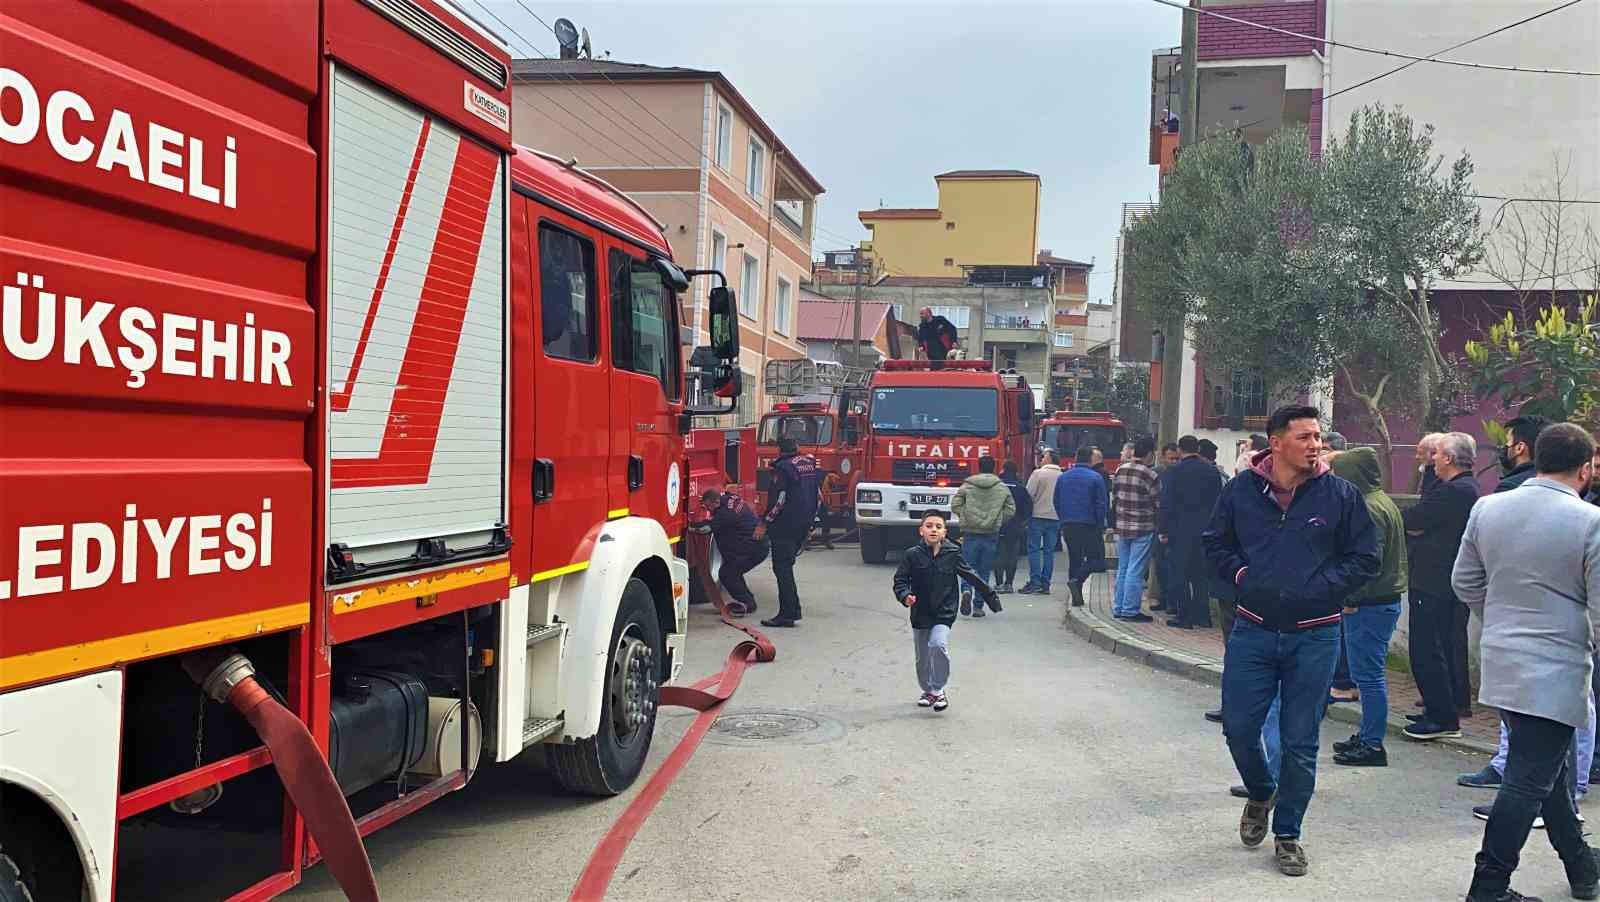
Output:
[747, 136, 765, 199]
[538, 224, 597, 361]
[927, 305, 969, 329]
[869, 387, 998, 437]
[943, 257, 954, 267]
[1054, 331, 1074, 348]
[740, 253, 759, 318]
[775, 278, 792, 335]
[1204, 368, 1269, 426]
[609, 251, 681, 400]
[945, 222, 956, 231]
[715, 104, 732, 169]
[758, 414, 833, 445]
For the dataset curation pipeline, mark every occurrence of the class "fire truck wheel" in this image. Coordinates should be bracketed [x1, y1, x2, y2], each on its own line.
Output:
[549, 578, 662, 796]
[0, 787, 85, 902]
[859, 526, 886, 564]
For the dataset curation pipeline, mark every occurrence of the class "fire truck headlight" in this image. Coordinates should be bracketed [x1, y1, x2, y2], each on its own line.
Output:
[857, 489, 882, 504]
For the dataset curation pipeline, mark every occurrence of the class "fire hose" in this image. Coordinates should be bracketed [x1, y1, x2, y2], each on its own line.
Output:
[568, 530, 776, 901]
[181, 650, 380, 902]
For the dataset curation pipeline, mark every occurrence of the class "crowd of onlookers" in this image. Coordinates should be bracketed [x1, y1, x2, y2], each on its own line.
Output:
[1037, 409, 1600, 897]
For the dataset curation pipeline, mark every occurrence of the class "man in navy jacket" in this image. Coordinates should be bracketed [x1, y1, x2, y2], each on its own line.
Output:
[1159, 435, 1225, 629]
[1203, 405, 1379, 877]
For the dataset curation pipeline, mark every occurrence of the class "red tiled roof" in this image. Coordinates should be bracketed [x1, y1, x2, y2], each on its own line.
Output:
[796, 295, 894, 340]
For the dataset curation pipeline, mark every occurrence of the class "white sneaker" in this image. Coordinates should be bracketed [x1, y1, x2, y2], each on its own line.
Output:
[917, 693, 934, 707]
[931, 694, 949, 712]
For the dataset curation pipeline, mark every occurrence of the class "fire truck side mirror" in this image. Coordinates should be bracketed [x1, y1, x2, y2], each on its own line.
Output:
[651, 256, 691, 292]
[707, 285, 740, 361]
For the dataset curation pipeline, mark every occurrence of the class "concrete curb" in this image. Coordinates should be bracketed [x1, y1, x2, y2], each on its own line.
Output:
[1065, 606, 1495, 756]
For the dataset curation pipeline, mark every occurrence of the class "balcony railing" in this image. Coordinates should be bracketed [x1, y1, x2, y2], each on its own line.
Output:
[773, 202, 805, 239]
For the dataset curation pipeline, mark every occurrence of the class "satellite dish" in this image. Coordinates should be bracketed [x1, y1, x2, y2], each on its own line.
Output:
[553, 17, 579, 51]
[580, 27, 592, 59]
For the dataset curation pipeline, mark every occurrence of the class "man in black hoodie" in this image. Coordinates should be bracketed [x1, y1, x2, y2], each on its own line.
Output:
[1496, 415, 1549, 493]
[1203, 406, 1379, 877]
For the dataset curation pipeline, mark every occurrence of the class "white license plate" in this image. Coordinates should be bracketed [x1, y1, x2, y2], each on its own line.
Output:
[911, 493, 945, 505]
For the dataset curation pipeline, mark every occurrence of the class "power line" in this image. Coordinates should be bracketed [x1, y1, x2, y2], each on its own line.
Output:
[1145, 0, 1599, 76]
[1183, 0, 1596, 149]
[1475, 194, 1600, 205]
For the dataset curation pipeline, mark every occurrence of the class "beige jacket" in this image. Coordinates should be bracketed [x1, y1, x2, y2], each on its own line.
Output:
[1026, 464, 1063, 521]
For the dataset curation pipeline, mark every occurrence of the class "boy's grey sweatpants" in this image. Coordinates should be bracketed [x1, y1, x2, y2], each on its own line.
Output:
[914, 625, 951, 695]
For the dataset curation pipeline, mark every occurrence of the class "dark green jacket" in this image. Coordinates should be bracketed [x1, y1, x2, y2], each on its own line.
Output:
[1331, 448, 1408, 604]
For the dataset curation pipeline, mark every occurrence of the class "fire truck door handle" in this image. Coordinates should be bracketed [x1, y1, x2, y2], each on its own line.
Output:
[628, 455, 645, 491]
[533, 459, 555, 502]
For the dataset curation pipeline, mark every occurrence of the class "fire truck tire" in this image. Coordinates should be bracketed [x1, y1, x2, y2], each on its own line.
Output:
[0, 787, 84, 902]
[859, 526, 886, 564]
[549, 578, 662, 796]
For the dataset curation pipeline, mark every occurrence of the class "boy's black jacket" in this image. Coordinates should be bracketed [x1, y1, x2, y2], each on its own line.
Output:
[893, 540, 998, 628]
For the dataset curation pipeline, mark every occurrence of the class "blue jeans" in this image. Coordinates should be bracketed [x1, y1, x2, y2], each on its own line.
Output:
[1026, 519, 1060, 588]
[963, 533, 998, 609]
[1342, 600, 1402, 746]
[1262, 693, 1282, 779]
[1113, 534, 1155, 618]
[1222, 619, 1340, 840]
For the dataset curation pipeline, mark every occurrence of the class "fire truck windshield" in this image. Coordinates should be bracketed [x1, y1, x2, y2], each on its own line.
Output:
[759, 414, 833, 445]
[869, 387, 998, 436]
[1043, 424, 1127, 458]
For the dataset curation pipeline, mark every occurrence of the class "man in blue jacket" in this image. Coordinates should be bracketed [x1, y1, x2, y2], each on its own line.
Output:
[1054, 447, 1108, 607]
[1203, 405, 1379, 878]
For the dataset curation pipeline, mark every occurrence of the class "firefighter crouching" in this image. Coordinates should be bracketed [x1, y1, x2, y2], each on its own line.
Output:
[754, 437, 822, 628]
[692, 488, 769, 617]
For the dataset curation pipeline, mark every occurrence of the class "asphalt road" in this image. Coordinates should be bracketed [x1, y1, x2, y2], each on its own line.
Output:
[290, 546, 1583, 901]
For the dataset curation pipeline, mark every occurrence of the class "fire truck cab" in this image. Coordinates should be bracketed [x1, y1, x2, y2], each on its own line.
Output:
[853, 361, 1036, 563]
[755, 359, 870, 527]
[0, 1, 742, 898]
[1039, 411, 1129, 474]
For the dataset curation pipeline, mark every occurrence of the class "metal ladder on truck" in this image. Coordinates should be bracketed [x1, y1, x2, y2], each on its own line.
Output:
[761, 359, 873, 404]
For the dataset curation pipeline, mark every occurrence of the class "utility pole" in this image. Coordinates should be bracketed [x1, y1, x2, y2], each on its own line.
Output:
[850, 254, 864, 369]
[1158, 0, 1199, 445]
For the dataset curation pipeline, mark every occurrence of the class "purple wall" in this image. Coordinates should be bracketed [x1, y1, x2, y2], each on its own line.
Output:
[1335, 291, 1527, 494]
[1197, 2, 1322, 62]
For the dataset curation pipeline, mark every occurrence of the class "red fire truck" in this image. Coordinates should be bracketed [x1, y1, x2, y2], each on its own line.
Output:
[1039, 411, 1129, 474]
[852, 361, 1037, 563]
[0, 2, 743, 898]
[755, 359, 870, 528]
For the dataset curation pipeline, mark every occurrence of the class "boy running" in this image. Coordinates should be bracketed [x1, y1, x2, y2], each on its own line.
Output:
[892, 511, 1000, 711]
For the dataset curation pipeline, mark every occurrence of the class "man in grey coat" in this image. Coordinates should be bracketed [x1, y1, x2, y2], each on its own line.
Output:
[1454, 423, 1600, 902]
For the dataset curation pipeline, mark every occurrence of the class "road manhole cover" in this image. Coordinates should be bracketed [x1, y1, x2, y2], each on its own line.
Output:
[703, 708, 845, 746]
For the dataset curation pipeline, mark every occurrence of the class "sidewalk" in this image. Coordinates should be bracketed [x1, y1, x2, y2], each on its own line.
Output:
[1065, 569, 1497, 755]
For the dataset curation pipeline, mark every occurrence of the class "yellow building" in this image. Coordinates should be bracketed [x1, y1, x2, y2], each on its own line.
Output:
[858, 170, 1040, 278]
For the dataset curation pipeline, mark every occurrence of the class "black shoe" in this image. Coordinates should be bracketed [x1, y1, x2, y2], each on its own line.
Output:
[1069, 581, 1085, 607]
[759, 617, 798, 628]
[1017, 583, 1041, 595]
[1333, 744, 1387, 767]
[1229, 784, 1248, 798]
[971, 607, 986, 618]
[987, 595, 1003, 613]
[1167, 619, 1194, 630]
[1332, 734, 1361, 754]
[1150, 603, 1168, 611]
[1405, 713, 1425, 722]
[1403, 720, 1462, 741]
[1116, 613, 1153, 623]
[1566, 845, 1600, 901]
[1205, 709, 1223, 724]
[960, 591, 973, 616]
[1467, 886, 1543, 902]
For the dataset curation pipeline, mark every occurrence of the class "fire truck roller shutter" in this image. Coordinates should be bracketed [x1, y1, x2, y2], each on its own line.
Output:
[325, 67, 507, 571]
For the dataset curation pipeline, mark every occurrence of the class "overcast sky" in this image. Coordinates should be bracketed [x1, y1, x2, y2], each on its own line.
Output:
[480, 0, 1178, 301]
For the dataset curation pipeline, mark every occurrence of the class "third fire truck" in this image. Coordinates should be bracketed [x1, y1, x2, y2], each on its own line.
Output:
[853, 361, 1037, 563]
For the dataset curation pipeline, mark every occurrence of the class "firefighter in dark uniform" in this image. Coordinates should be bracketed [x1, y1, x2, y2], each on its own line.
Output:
[755, 437, 821, 627]
[915, 306, 959, 370]
[693, 488, 768, 617]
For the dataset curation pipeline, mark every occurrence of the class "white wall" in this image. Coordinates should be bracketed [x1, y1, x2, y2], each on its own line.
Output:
[1327, 1, 1600, 291]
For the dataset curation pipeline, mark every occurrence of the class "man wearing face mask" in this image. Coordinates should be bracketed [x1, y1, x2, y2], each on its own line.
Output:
[1497, 415, 1550, 493]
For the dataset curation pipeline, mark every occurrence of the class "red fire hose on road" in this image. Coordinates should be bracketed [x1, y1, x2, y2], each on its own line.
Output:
[568, 531, 776, 901]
